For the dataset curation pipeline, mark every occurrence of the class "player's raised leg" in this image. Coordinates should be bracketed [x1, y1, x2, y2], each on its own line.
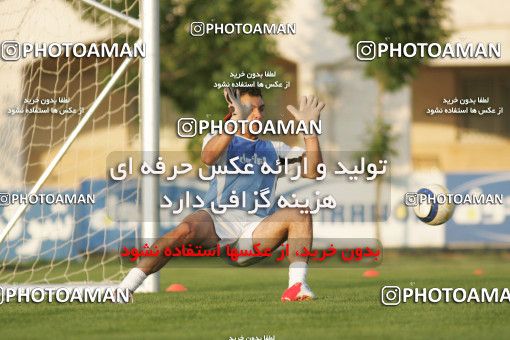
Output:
[251, 207, 316, 301]
[119, 210, 219, 293]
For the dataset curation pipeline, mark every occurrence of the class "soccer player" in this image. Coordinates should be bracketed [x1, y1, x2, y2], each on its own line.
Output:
[119, 87, 325, 301]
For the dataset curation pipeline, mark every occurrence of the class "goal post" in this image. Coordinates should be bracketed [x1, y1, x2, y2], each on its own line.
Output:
[139, 0, 160, 293]
[0, 0, 160, 292]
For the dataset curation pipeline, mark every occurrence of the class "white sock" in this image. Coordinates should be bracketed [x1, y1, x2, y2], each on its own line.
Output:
[119, 268, 147, 292]
[289, 262, 308, 287]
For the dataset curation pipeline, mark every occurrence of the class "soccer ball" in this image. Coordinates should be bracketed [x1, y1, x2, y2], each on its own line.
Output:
[412, 184, 455, 226]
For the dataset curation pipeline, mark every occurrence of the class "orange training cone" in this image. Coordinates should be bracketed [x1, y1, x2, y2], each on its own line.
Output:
[363, 269, 380, 278]
[166, 283, 188, 292]
[473, 268, 484, 276]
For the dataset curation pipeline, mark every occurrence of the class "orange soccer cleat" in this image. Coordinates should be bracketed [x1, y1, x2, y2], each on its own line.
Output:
[281, 282, 316, 302]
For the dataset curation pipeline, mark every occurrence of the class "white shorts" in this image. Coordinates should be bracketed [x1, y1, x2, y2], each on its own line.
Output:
[201, 208, 266, 266]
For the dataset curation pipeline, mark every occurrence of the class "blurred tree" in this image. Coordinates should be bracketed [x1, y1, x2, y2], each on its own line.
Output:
[160, 0, 278, 161]
[323, 0, 449, 240]
[323, 0, 449, 92]
[355, 117, 399, 241]
[80, 0, 278, 162]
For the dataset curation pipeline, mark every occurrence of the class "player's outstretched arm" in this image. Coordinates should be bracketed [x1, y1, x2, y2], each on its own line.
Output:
[286, 95, 325, 179]
[301, 136, 323, 179]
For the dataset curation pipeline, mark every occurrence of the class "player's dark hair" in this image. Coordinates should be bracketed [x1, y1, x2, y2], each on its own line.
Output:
[238, 87, 263, 98]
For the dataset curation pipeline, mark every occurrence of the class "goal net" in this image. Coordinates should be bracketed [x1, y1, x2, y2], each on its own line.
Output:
[0, 0, 155, 289]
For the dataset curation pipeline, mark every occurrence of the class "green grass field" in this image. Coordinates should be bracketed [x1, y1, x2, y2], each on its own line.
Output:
[1, 251, 510, 339]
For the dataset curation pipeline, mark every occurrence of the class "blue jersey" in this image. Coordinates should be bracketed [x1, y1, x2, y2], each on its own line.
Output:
[202, 134, 304, 218]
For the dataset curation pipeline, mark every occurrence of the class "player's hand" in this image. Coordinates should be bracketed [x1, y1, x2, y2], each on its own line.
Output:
[286, 95, 325, 125]
[223, 87, 252, 120]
